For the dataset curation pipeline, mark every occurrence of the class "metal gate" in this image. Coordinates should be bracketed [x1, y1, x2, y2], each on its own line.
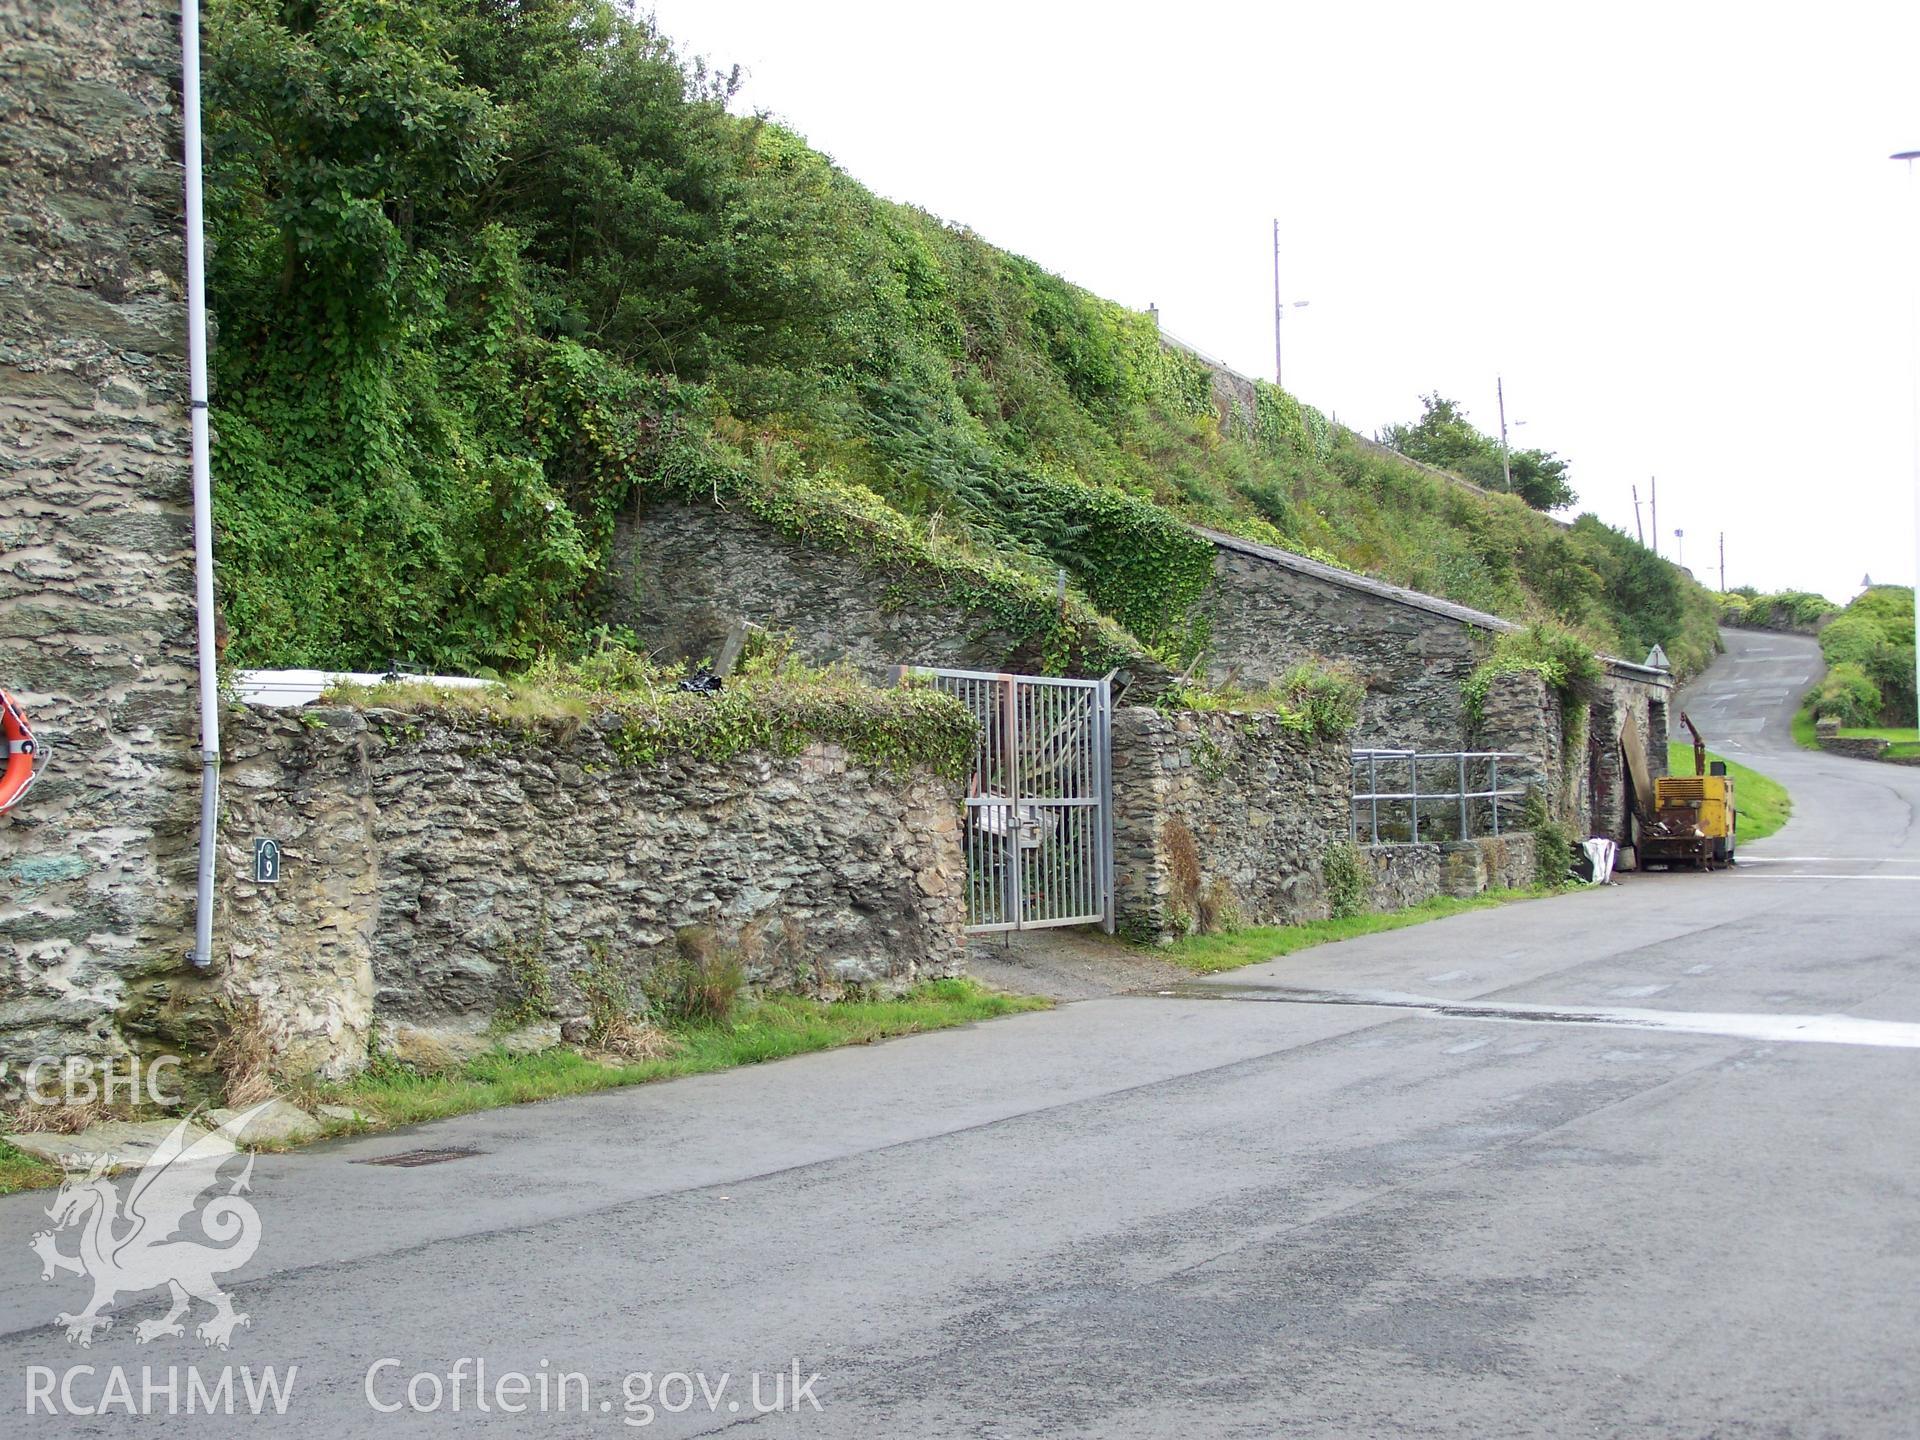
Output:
[902, 667, 1114, 934]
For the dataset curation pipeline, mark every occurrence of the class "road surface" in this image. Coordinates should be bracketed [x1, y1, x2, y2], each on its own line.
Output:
[4, 626, 1918, 1437]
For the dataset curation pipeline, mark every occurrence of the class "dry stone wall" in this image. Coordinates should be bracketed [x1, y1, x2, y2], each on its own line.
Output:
[0, 0, 199, 1066]
[215, 704, 969, 1078]
[1110, 707, 1350, 939]
[1364, 836, 1536, 911]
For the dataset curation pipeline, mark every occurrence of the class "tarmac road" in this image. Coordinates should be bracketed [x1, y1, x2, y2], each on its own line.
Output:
[4, 625, 1918, 1437]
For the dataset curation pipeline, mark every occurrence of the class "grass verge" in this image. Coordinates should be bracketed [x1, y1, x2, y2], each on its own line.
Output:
[1832, 724, 1920, 759]
[0, 1138, 61, 1197]
[0, 981, 1047, 1194]
[1668, 743, 1791, 843]
[1163, 888, 1566, 976]
[1790, 707, 1919, 759]
[1791, 704, 1819, 750]
[318, 980, 1048, 1129]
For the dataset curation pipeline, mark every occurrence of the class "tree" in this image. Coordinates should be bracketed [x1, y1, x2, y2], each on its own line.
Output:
[1379, 393, 1575, 511]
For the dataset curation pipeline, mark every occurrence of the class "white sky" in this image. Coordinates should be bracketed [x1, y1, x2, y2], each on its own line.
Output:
[651, 0, 1920, 603]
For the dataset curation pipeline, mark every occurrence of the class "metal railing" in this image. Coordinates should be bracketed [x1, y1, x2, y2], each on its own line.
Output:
[1352, 750, 1528, 845]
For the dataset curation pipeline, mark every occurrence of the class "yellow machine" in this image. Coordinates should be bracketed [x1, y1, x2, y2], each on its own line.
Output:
[1641, 713, 1737, 870]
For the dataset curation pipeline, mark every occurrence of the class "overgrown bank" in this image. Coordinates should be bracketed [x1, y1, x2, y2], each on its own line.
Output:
[202, 0, 1721, 683]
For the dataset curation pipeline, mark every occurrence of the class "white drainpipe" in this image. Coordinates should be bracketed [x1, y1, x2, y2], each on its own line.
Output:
[180, 0, 220, 968]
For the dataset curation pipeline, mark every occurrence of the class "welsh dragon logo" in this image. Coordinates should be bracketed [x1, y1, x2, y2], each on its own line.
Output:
[28, 1106, 269, 1349]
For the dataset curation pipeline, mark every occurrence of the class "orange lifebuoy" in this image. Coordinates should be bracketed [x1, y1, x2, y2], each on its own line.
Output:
[0, 690, 39, 814]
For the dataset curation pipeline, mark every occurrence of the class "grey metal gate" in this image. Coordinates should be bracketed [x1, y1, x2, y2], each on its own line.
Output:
[902, 667, 1114, 934]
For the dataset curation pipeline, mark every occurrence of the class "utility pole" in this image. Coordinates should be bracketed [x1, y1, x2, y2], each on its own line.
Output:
[1650, 476, 1659, 558]
[1496, 376, 1513, 493]
[1631, 483, 1645, 545]
[1719, 531, 1726, 592]
[1272, 218, 1283, 389]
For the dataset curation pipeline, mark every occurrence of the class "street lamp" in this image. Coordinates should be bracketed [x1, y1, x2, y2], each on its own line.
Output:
[1674, 528, 1685, 568]
[1894, 149, 1920, 734]
[1496, 376, 1525, 492]
[1271, 219, 1310, 391]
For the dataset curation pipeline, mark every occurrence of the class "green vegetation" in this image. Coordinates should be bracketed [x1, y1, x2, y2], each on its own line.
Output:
[1321, 840, 1373, 919]
[1806, 586, 1915, 728]
[1717, 588, 1838, 633]
[1164, 888, 1564, 974]
[1666, 743, 1791, 842]
[330, 640, 981, 779]
[1809, 663, 1884, 728]
[319, 980, 1047, 1128]
[201, 0, 1723, 686]
[1800, 722, 1920, 761]
[1158, 660, 1365, 739]
[1379, 393, 1573, 511]
[0, 1138, 60, 1197]
[1462, 623, 1606, 739]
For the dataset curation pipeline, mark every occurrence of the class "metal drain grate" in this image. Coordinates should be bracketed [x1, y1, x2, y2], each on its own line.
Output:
[353, 1146, 484, 1168]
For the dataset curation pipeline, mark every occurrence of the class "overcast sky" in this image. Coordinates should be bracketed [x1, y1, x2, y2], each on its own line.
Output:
[651, 0, 1920, 603]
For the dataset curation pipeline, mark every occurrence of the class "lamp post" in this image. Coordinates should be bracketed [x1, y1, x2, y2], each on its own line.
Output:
[1271, 219, 1310, 390]
[1497, 376, 1513, 492]
[1894, 149, 1920, 732]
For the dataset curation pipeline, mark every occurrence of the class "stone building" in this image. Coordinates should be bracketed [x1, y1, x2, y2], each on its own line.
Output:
[1195, 527, 1673, 847]
[0, 0, 201, 1064]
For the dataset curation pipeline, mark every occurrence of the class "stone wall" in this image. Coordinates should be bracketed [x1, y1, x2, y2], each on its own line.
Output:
[1816, 733, 1900, 763]
[1364, 835, 1537, 911]
[0, 0, 199, 1065]
[1469, 663, 1672, 850]
[607, 500, 1059, 683]
[1469, 667, 1564, 826]
[1199, 531, 1495, 752]
[213, 704, 968, 1078]
[1110, 707, 1350, 939]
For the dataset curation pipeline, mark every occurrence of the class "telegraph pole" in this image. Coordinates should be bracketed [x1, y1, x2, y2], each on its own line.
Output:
[1631, 483, 1645, 545]
[1496, 376, 1513, 493]
[1650, 476, 1659, 558]
[1719, 532, 1726, 592]
[1272, 219, 1283, 388]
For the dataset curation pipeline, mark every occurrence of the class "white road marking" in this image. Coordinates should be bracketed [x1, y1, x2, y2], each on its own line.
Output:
[1203, 985, 1920, 1049]
[1737, 857, 1920, 865]
[1737, 875, 1920, 882]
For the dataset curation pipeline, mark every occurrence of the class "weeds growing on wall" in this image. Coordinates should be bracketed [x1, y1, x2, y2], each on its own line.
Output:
[1462, 624, 1605, 745]
[1158, 660, 1365, 740]
[1522, 791, 1576, 887]
[329, 638, 982, 779]
[1321, 841, 1374, 920]
[645, 928, 746, 1027]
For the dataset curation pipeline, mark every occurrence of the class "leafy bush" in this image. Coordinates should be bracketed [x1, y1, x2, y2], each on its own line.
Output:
[1810, 662, 1883, 728]
[1731, 590, 1838, 633]
[1462, 624, 1605, 728]
[1379, 394, 1574, 511]
[1814, 587, 1914, 725]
